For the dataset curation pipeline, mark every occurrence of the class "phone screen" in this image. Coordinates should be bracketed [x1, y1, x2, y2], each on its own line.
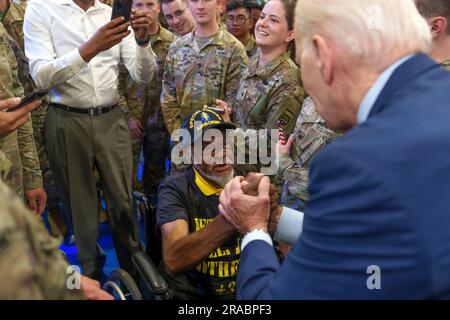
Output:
[111, 0, 133, 22]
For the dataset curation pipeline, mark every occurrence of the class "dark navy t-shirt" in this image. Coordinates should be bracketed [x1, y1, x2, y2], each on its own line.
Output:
[157, 166, 241, 300]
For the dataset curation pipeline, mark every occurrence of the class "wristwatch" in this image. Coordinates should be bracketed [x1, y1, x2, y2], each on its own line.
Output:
[135, 37, 150, 46]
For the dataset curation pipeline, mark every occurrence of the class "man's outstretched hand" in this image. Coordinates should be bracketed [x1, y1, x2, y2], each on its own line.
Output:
[131, 9, 151, 44]
[79, 17, 131, 62]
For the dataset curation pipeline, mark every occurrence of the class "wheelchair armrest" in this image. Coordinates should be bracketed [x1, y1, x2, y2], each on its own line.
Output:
[131, 251, 170, 297]
[132, 191, 151, 211]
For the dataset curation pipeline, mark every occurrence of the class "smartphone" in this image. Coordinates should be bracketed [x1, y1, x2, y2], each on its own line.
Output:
[7, 88, 49, 112]
[111, 0, 133, 23]
[205, 103, 225, 113]
[207, 107, 226, 113]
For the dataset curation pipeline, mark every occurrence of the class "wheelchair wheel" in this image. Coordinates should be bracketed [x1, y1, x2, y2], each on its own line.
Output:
[103, 269, 143, 300]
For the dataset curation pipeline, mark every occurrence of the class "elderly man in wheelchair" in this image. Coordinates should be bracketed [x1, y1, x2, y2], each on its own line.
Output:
[106, 109, 241, 300]
[104, 109, 280, 300]
[155, 109, 242, 300]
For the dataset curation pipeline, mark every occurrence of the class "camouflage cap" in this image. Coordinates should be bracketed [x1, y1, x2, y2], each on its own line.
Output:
[180, 108, 236, 146]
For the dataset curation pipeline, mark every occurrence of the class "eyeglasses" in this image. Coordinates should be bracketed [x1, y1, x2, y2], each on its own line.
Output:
[165, 7, 188, 21]
[226, 15, 251, 24]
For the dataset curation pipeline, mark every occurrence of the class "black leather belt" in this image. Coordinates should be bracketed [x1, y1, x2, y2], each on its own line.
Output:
[50, 103, 118, 116]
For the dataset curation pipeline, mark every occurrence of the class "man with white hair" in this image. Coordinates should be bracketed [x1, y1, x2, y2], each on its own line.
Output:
[219, 0, 450, 299]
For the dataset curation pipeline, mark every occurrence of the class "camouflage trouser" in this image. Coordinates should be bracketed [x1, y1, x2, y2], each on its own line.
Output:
[280, 167, 310, 212]
[142, 127, 170, 197]
[31, 104, 60, 209]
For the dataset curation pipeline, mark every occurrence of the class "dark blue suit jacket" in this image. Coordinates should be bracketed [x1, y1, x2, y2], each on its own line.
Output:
[237, 54, 450, 299]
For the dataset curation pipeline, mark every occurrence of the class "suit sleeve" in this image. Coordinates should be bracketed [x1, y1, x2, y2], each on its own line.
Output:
[237, 147, 419, 299]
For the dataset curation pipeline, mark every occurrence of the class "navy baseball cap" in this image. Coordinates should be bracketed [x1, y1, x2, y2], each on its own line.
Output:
[180, 108, 236, 146]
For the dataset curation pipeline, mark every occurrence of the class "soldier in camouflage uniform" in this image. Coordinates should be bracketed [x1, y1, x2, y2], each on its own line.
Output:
[0, 13, 46, 215]
[0, 176, 85, 299]
[122, 0, 175, 198]
[243, 35, 258, 59]
[0, 147, 113, 299]
[233, 51, 303, 135]
[161, 0, 196, 37]
[245, 0, 264, 35]
[2, 0, 68, 236]
[161, 0, 248, 135]
[225, 0, 258, 59]
[2, 0, 24, 50]
[278, 97, 339, 211]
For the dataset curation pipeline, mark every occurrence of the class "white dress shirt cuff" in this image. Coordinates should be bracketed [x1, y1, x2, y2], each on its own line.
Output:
[273, 207, 304, 245]
[241, 229, 273, 252]
[70, 48, 88, 71]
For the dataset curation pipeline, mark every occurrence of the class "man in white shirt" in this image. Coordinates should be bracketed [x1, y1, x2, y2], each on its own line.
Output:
[24, 0, 157, 280]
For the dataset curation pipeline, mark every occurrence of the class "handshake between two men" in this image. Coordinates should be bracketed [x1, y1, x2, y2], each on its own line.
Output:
[219, 173, 282, 239]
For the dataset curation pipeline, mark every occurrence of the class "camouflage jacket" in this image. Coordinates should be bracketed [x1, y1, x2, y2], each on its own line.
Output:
[2, 0, 36, 95]
[7, 33, 35, 96]
[279, 97, 338, 209]
[232, 52, 304, 181]
[0, 179, 85, 299]
[0, 150, 11, 181]
[124, 25, 175, 129]
[0, 22, 42, 194]
[244, 35, 258, 60]
[442, 59, 450, 71]
[0, 21, 22, 99]
[234, 51, 304, 134]
[161, 27, 248, 134]
[3, 0, 25, 51]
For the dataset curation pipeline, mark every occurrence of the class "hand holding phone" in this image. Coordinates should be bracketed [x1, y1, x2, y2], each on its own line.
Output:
[7, 89, 49, 113]
[79, 15, 131, 62]
[0, 97, 42, 137]
[111, 0, 133, 23]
